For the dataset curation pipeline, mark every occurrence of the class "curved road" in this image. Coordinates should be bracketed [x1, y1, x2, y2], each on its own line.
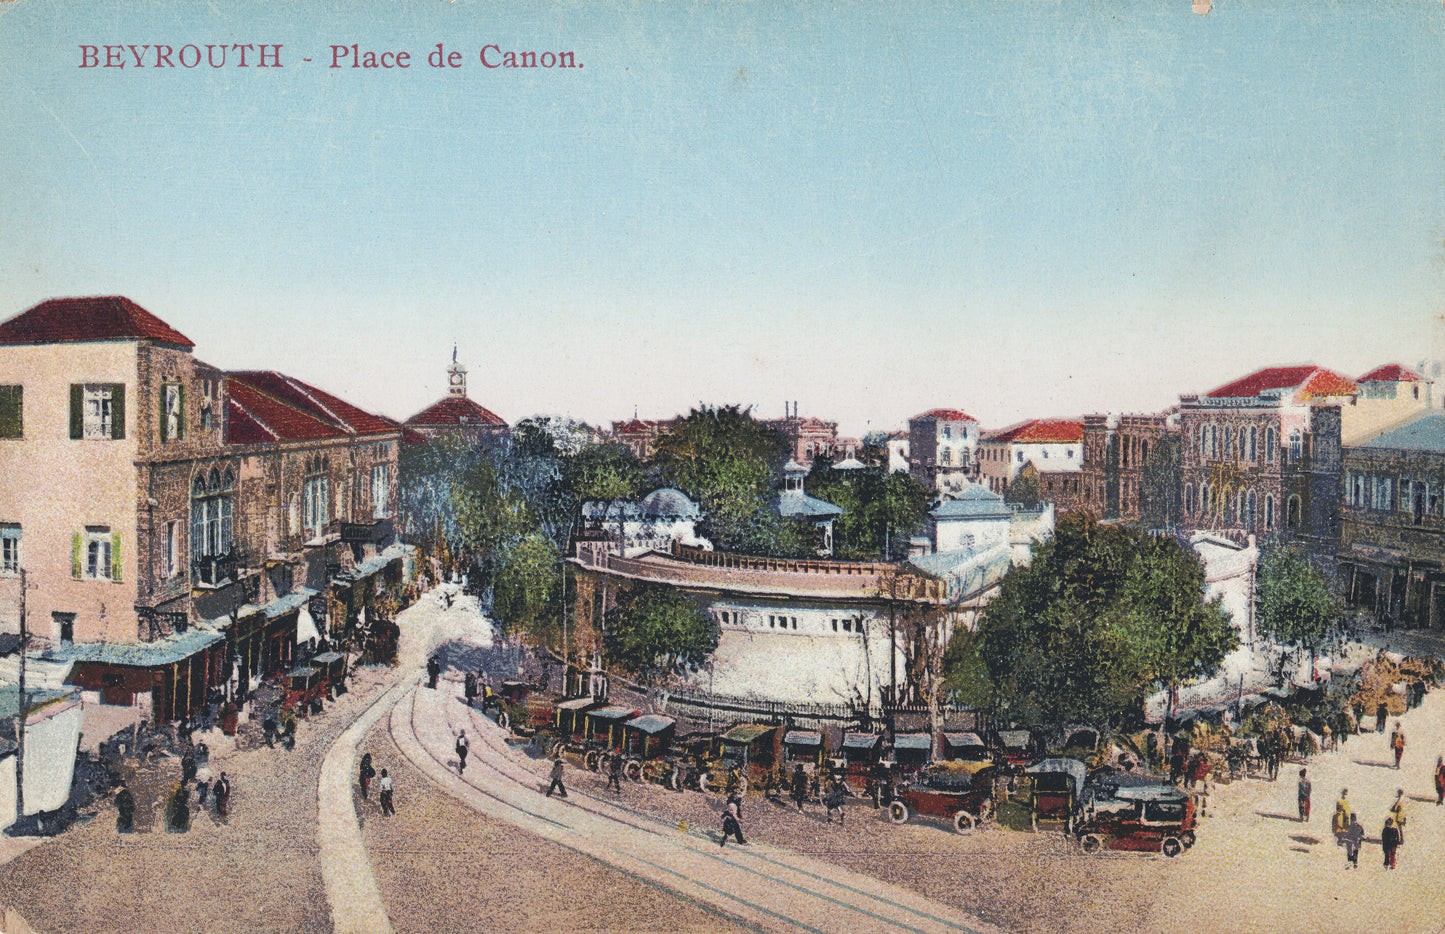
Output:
[388, 683, 1001, 934]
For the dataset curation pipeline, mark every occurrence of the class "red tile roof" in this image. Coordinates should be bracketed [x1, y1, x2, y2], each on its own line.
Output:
[984, 418, 1084, 444]
[225, 371, 399, 445]
[405, 395, 508, 429]
[0, 296, 193, 348]
[913, 408, 976, 422]
[1358, 364, 1423, 383]
[1206, 366, 1356, 401]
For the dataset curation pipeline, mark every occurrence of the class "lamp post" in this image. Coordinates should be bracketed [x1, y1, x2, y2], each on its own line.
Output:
[14, 568, 27, 823]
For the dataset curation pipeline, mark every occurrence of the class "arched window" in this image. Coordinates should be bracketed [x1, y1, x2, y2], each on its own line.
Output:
[1222, 487, 1235, 523]
[1245, 490, 1256, 529]
[1287, 494, 1302, 529]
[1288, 429, 1303, 463]
[1248, 426, 1258, 462]
[1265, 495, 1275, 529]
[191, 465, 235, 584]
[1184, 483, 1195, 517]
[1265, 427, 1277, 462]
[1204, 483, 1214, 516]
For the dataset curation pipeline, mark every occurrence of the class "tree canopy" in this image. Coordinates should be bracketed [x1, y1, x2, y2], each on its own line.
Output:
[805, 463, 931, 559]
[603, 585, 720, 682]
[1254, 541, 1339, 651]
[971, 514, 1237, 728]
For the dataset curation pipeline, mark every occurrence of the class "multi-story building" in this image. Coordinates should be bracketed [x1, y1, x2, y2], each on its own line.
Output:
[1344, 364, 1432, 444]
[1339, 412, 1445, 627]
[977, 418, 1084, 501]
[0, 297, 405, 724]
[402, 352, 509, 448]
[908, 409, 980, 497]
[763, 404, 841, 465]
[610, 417, 676, 459]
[1079, 411, 1180, 525]
[1177, 365, 1348, 565]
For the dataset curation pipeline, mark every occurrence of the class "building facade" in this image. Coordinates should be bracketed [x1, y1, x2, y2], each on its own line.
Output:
[402, 353, 510, 448]
[977, 418, 1084, 509]
[0, 297, 405, 724]
[1079, 411, 1180, 525]
[908, 409, 980, 497]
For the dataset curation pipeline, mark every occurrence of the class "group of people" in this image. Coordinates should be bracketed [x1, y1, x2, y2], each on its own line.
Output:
[1321, 786, 1409, 870]
[358, 752, 397, 815]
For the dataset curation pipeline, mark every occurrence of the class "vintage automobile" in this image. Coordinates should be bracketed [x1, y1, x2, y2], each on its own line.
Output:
[1024, 757, 1087, 833]
[618, 714, 677, 782]
[551, 696, 607, 751]
[1077, 776, 1196, 857]
[482, 680, 560, 736]
[281, 665, 325, 713]
[992, 729, 1041, 771]
[709, 723, 782, 792]
[886, 760, 997, 834]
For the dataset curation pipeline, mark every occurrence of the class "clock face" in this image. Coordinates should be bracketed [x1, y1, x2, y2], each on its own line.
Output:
[449, 372, 464, 385]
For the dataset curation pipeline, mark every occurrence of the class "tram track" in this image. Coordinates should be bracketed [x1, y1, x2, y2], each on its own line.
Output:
[389, 684, 1002, 934]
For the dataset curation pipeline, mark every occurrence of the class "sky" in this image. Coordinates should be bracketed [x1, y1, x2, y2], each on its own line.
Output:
[2, 1, 1443, 439]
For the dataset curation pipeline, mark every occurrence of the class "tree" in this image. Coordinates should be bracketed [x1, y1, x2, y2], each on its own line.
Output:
[603, 585, 719, 683]
[973, 514, 1237, 729]
[805, 463, 931, 559]
[651, 405, 809, 556]
[1004, 465, 1041, 509]
[492, 531, 562, 644]
[1254, 541, 1339, 653]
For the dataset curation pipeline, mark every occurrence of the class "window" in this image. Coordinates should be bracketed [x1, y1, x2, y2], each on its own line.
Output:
[303, 456, 330, 536]
[942, 425, 951, 440]
[1287, 495, 1301, 529]
[0, 525, 18, 574]
[75, 526, 119, 581]
[70, 384, 126, 440]
[159, 383, 185, 442]
[53, 612, 74, 644]
[191, 468, 234, 583]
[0, 386, 21, 439]
[1245, 490, 1256, 529]
[1288, 429, 1303, 463]
[1265, 427, 1277, 462]
[1183, 484, 1195, 516]
[371, 464, 389, 518]
[164, 520, 178, 577]
[940, 449, 951, 467]
[1265, 495, 1275, 529]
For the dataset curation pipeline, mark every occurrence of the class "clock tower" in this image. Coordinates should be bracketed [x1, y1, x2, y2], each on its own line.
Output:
[447, 346, 467, 398]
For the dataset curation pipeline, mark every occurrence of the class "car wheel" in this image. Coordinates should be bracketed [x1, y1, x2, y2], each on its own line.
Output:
[584, 750, 600, 772]
[625, 759, 643, 782]
[1080, 833, 1103, 854]
[551, 741, 567, 759]
[495, 710, 510, 731]
[1162, 836, 1183, 858]
[887, 801, 910, 825]
[1181, 830, 1196, 849]
[953, 810, 977, 834]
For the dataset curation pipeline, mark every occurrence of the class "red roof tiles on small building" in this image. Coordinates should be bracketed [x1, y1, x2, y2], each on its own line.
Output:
[984, 418, 1084, 444]
[913, 408, 976, 422]
[0, 296, 193, 348]
[1358, 364, 1424, 383]
[1206, 366, 1356, 402]
[224, 372, 399, 445]
[406, 395, 508, 429]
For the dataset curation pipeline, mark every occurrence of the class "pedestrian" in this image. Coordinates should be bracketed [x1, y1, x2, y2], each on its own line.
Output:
[1342, 814, 1364, 869]
[196, 771, 211, 808]
[1353, 700, 1365, 734]
[427, 655, 441, 690]
[181, 748, 197, 784]
[464, 671, 478, 708]
[1382, 817, 1401, 869]
[1297, 768, 1312, 822]
[1388, 788, 1407, 846]
[359, 752, 376, 800]
[1391, 721, 1407, 769]
[1170, 746, 1186, 785]
[456, 730, 469, 775]
[546, 755, 567, 798]
[213, 772, 231, 818]
[1376, 702, 1388, 734]
[115, 784, 135, 833]
[262, 713, 278, 748]
[378, 768, 395, 815]
[168, 782, 191, 832]
[824, 777, 847, 825]
[719, 797, 747, 847]
[1200, 771, 1215, 818]
[607, 750, 623, 792]
[1435, 756, 1445, 806]
[1331, 789, 1352, 841]
[791, 764, 808, 812]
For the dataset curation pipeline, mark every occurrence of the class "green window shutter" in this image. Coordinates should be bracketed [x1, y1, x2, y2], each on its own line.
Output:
[177, 384, 185, 439]
[0, 386, 20, 439]
[158, 388, 169, 442]
[111, 533, 122, 581]
[71, 532, 82, 579]
[69, 385, 83, 439]
[111, 384, 126, 440]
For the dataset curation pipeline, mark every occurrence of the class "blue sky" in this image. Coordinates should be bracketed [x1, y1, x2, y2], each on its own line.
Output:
[2, 1, 1443, 438]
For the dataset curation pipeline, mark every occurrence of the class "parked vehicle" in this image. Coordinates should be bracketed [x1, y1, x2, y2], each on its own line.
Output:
[483, 680, 560, 736]
[1024, 757, 1087, 833]
[550, 696, 607, 753]
[313, 651, 348, 698]
[1077, 777, 1196, 857]
[618, 714, 677, 782]
[992, 730, 1041, 771]
[886, 760, 997, 834]
[281, 666, 324, 713]
[579, 706, 641, 770]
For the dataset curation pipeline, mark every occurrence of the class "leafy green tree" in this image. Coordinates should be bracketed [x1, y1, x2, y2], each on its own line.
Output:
[603, 585, 720, 682]
[1254, 541, 1340, 652]
[651, 405, 809, 556]
[1138, 434, 1181, 531]
[974, 514, 1237, 729]
[1005, 465, 1041, 509]
[492, 531, 562, 643]
[805, 464, 931, 559]
[942, 627, 994, 710]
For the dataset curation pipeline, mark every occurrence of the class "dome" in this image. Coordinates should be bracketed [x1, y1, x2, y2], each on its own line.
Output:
[639, 487, 701, 519]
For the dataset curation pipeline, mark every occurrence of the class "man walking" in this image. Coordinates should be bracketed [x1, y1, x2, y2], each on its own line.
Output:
[1382, 817, 1401, 869]
[1389, 788, 1408, 845]
[1342, 814, 1364, 869]
[791, 764, 809, 812]
[719, 797, 747, 847]
[213, 772, 232, 818]
[456, 730, 470, 776]
[427, 655, 441, 690]
[1435, 756, 1445, 806]
[546, 756, 568, 798]
[378, 769, 396, 815]
[607, 751, 624, 793]
[1297, 768, 1312, 822]
[1391, 721, 1407, 769]
[1331, 788, 1351, 841]
[464, 671, 478, 708]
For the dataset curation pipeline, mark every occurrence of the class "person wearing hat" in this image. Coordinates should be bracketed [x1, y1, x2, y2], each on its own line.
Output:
[1382, 816, 1401, 869]
[1391, 721, 1407, 769]
[546, 755, 567, 798]
[455, 730, 470, 775]
[1296, 768, 1312, 822]
[1331, 789, 1352, 841]
[1388, 788, 1408, 845]
[1341, 813, 1364, 869]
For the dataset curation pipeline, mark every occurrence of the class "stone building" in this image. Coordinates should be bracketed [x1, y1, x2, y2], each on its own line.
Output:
[762, 404, 842, 465]
[1177, 365, 1347, 567]
[0, 296, 405, 724]
[1339, 412, 1445, 627]
[1344, 364, 1432, 444]
[402, 351, 509, 448]
[977, 418, 1084, 511]
[1079, 411, 1180, 526]
[908, 408, 980, 497]
[610, 416, 677, 459]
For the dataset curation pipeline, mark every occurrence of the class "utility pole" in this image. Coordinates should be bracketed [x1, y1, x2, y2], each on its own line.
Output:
[15, 568, 27, 823]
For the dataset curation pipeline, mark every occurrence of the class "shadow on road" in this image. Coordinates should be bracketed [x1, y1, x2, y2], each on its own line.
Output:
[1288, 834, 1321, 845]
[1351, 759, 1399, 770]
[1254, 811, 1301, 822]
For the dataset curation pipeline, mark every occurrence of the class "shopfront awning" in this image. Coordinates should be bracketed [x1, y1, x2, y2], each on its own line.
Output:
[893, 732, 932, 751]
[842, 732, 882, 750]
[42, 627, 224, 669]
[784, 730, 822, 746]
